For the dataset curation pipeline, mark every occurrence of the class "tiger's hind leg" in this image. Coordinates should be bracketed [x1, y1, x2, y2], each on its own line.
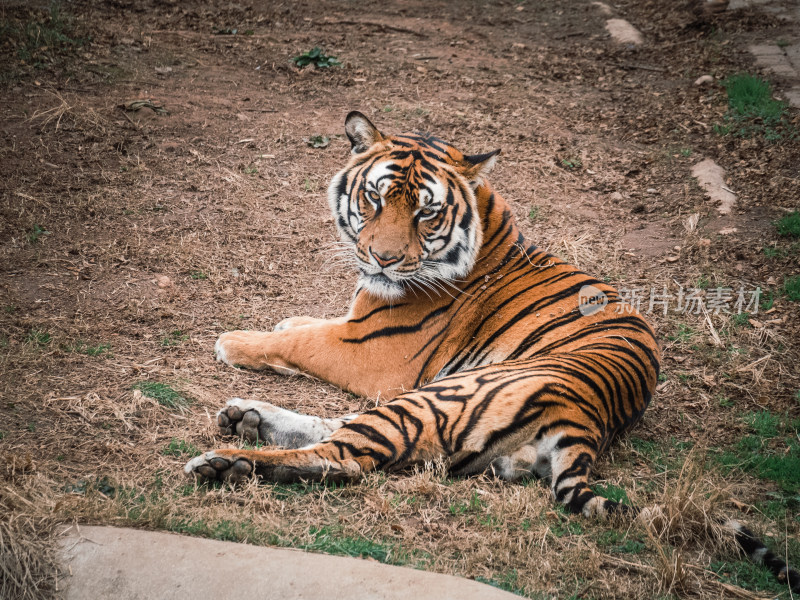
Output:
[489, 445, 542, 481]
[546, 435, 635, 519]
[486, 435, 630, 518]
[188, 393, 447, 485]
[216, 398, 356, 449]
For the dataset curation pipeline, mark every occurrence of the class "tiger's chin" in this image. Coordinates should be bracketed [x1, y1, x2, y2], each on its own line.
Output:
[359, 272, 407, 301]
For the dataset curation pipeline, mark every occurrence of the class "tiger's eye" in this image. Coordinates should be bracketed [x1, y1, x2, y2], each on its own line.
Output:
[420, 207, 437, 218]
[367, 191, 380, 203]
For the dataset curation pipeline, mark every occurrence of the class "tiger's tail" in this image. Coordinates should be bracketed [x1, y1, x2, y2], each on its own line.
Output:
[601, 501, 800, 593]
[724, 519, 800, 593]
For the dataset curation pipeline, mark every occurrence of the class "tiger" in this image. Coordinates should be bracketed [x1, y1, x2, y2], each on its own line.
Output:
[185, 111, 799, 592]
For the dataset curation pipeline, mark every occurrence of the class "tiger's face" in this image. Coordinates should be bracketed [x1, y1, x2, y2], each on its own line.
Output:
[327, 112, 499, 300]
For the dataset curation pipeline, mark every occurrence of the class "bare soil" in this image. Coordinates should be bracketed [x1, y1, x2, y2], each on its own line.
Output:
[1, 1, 799, 599]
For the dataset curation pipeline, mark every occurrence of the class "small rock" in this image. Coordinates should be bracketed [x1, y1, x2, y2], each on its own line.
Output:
[698, 0, 729, 16]
[718, 227, 737, 235]
[665, 256, 680, 263]
[699, 238, 712, 248]
[605, 19, 643, 46]
[155, 275, 173, 288]
[592, 1, 613, 15]
[610, 191, 624, 201]
[691, 158, 736, 215]
[155, 66, 173, 75]
[694, 75, 714, 86]
[646, 188, 657, 194]
[766, 276, 777, 285]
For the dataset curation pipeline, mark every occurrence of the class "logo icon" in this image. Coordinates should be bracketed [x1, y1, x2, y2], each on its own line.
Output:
[579, 285, 608, 316]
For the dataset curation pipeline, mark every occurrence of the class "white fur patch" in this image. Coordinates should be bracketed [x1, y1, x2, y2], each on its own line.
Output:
[223, 398, 349, 445]
[184, 451, 218, 475]
[214, 337, 229, 364]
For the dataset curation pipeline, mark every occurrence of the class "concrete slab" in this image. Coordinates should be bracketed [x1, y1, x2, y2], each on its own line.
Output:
[729, 0, 776, 9]
[57, 525, 521, 600]
[748, 44, 798, 78]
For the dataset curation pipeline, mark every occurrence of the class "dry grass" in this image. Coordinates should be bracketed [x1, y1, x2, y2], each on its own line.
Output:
[0, 480, 62, 600]
[1, 0, 799, 598]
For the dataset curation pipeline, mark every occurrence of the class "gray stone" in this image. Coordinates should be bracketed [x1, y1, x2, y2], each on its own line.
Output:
[785, 86, 800, 108]
[58, 525, 520, 600]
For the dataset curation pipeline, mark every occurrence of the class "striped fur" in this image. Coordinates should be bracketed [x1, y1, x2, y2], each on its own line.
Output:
[187, 112, 797, 592]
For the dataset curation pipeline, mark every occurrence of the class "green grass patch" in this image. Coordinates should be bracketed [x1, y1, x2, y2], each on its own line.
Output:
[64, 340, 111, 356]
[593, 482, 630, 506]
[714, 74, 793, 141]
[476, 570, 527, 596]
[270, 480, 349, 501]
[710, 560, 792, 596]
[629, 436, 694, 471]
[291, 47, 341, 69]
[756, 490, 800, 524]
[63, 475, 117, 498]
[26, 224, 49, 243]
[550, 518, 584, 537]
[717, 395, 735, 408]
[559, 156, 582, 170]
[596, 530, 646, 554]
[162, 438, 201, 458]
[161, 330, 188, 347]
[665, 323, 695, 344]
[729, 312, 750, 329]
[133, 381, 191, 410]
[448, 491, 486, 515]
[302, 525, 407, 564]
[783, 275, 800, 301]
[1, 2, 86, 69]
[189, 270, 208, 280]
[714, 411, 800, 493]
[26, 329, 51, 347]
[776, 211, 800, 238]
[760, 290, 776, 312]
[168, 517, 278, 544]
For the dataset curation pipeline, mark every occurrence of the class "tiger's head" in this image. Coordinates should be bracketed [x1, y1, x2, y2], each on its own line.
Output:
[327, 111, 500, 300]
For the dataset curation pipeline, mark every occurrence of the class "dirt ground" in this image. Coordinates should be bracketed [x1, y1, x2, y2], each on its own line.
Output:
[1, 0, 799, 598]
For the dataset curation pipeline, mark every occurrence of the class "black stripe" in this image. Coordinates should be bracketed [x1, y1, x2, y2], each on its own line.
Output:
[341, 305, 450, 343]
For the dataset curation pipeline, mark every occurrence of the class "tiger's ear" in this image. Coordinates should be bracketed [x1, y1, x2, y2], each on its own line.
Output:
[345, 111, 385, 154]
[462, 149, 501, 185]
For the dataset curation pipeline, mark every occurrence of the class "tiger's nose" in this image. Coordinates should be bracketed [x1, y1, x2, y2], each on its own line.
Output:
[369, 247, 404, 268]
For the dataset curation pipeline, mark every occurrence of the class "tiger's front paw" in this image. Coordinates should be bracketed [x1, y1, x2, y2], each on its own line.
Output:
[273, 316, 321, 332]
[184, 451, 254, 485]
[215, 331, 297, 374]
